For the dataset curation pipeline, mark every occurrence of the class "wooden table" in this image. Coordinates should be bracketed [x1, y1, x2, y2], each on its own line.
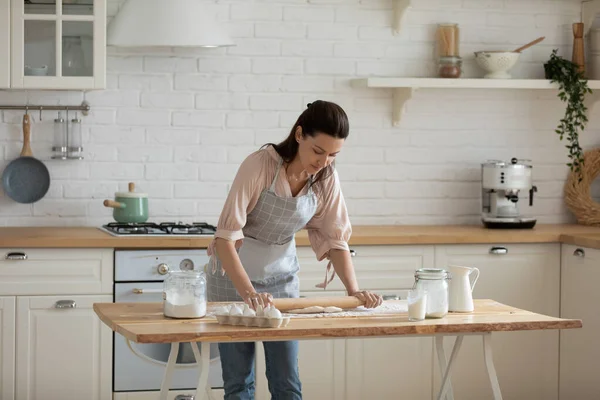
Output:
[94, 299, 581, 400]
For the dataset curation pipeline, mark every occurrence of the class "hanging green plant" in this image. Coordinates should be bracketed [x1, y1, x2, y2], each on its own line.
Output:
[544, 48, 591, 178]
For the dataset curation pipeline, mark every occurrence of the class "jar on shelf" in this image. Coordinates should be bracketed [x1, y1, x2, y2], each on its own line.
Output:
[163, 271, 207, 319]
[436, 23, 460, 58]
[438, 56, 462, 78]
[52, 112, 67, 160]
[413, 268, 451, 318]
[68, 115, 83, 159]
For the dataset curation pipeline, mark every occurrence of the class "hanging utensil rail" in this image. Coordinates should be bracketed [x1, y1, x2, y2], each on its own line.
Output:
[0, 101, 90, 116]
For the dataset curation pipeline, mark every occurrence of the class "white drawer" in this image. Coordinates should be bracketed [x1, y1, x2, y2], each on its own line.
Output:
[296, 245, 434, 292]
[0, 248, 113, 295]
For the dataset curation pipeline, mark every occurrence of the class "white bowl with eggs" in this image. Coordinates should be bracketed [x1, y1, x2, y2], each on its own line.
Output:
[474, 51, 520, 79]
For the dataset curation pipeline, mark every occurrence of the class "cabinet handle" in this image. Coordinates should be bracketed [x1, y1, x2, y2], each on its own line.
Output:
[573, 248, 585, 258]
[382, 295, 401, 300]
[132, 288, 163, 294]
[5, 252, 27, 260]
[55, 300, 76, 309]
[350, 249, 356, 257]
[489, 247, 508, 255]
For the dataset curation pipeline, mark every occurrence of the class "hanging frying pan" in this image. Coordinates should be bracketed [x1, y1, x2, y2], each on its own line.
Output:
[2, 114, 50, 203]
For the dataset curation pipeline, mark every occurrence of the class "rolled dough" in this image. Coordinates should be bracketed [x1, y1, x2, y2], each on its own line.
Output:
[287, 306, 343, 314]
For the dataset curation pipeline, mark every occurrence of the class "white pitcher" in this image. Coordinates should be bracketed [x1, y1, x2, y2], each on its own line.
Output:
[448, 265, 480, 312]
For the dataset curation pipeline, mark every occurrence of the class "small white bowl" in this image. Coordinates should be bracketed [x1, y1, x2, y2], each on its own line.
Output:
[474, 51, 520, 79]
[25, 65, 48, 76]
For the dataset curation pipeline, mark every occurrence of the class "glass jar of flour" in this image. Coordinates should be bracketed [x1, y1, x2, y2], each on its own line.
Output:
[413, 268, 450, 318]
[163, 271, 207, 319]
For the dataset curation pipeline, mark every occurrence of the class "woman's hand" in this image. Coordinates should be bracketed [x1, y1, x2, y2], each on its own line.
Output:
[244, 290, 273, 310]
[351, 290, 383, 309]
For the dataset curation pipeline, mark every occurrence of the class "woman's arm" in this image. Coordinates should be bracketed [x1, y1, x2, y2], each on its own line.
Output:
[215, 238, 254, 297]
[215, 238, 272, 308]
[328, 248, 359, 294]
[328, 249, 382, 308]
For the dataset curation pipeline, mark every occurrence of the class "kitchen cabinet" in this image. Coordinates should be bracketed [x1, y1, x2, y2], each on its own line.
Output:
[0, 248, 113, 400]
[16, 295, 112, 400]
[434, 243, 560, 400]
[9, 0, 106, 89]
[560, 244, 600, 400]
[0, 248, 113, 295]
[0, 0, 9, 88]
[0, 297, 15, 400]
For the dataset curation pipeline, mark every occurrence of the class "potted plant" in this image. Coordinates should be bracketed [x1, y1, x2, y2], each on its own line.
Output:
[544, 49, 592, 177]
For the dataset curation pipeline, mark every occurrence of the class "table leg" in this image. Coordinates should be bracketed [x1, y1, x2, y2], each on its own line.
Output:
[435, 336, 455, 400]
[436, 335, 464, 400]
[191, 342, 213, 400]
[483, 333, 503, 400]
[159, 342, 180, 400]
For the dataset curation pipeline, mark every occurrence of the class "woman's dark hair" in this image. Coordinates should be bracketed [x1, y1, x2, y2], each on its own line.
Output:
[265, 100, 349, 187]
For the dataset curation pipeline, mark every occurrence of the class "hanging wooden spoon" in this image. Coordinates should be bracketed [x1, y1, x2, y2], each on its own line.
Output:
[513, 36, 545, 53]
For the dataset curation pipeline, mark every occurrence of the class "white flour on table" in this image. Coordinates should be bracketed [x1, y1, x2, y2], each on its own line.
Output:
[206, 301, 408, 319]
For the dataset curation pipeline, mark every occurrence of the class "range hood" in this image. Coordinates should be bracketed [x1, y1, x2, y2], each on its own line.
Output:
[107, 0, 235, 48]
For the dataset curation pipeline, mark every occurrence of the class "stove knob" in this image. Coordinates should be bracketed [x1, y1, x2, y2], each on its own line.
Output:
[157, 263, 170, 275]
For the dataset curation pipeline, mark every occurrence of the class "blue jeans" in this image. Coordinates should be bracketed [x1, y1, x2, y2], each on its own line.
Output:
[218, 341, 302, 400]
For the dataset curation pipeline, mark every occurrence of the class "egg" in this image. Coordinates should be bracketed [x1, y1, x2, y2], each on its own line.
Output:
[229, 304, 243, 316]
[256, 304, 264, 317]
[215, 305, 231, 316]
[243, 303, 256, 317]
[266, 307, 282, 319]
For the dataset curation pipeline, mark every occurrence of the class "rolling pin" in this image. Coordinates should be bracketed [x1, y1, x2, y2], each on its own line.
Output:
[272, 296, 364, 311]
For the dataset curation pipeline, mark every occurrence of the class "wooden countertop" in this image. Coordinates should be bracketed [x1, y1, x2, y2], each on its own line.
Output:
[558, 233, 600, 249]
[93, 299, 582, 344]
[1, 224, 600, 249]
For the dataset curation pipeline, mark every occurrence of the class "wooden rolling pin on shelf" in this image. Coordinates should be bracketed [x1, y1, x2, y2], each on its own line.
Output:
[272, 296, 365, 311]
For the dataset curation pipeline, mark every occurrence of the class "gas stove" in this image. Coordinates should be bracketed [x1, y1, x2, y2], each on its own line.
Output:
[99, 222, 217, 237]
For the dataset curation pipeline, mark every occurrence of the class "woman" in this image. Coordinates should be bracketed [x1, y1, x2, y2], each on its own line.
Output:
[207, 100, 383, 400]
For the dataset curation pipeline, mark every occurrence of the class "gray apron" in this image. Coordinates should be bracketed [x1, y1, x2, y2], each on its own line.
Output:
[207, 158, 318, 301]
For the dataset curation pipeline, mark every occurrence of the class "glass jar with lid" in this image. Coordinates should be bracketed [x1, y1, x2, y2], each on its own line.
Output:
[413, 268, 451, 318]
[438, 56, 462, 78]
[163, 270, 207, 319]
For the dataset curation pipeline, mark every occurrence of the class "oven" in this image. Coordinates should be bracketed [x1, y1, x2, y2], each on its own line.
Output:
[113, 249, 224, 395]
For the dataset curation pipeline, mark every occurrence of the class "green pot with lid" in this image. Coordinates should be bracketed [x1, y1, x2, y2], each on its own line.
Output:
[103, 182, 149, 223]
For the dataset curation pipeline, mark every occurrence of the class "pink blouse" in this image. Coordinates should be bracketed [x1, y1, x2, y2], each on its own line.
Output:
[214, 145, 352, 262]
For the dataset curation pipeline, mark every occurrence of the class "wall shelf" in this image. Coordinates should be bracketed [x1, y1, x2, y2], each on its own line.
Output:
[393, 1, 599, 36]
[352, 77, 600, 126]
[393, 0, 411, 35]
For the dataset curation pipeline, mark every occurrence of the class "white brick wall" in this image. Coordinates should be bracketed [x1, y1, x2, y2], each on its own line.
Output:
[0, 0, 597, 227]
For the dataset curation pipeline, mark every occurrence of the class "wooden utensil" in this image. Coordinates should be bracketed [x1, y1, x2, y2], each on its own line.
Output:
[513, 36, 545, 53]
[573, 23, 585, 75]
[272, 296, 365, 312]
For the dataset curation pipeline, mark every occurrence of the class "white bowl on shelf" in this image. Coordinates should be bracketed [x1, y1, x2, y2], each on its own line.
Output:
[24, 65, 48, 76]
[474, 51, 520, 79]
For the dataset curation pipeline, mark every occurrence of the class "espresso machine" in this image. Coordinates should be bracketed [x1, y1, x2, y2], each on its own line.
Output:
[481, 158, 538, 229]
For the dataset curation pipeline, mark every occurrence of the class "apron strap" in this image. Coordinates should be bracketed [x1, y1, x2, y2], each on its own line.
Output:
[315, 259, 336, 289]
[270, 159, 284, 192]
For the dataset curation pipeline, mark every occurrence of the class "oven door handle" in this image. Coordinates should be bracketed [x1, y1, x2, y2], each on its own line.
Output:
[132, 288, 163, 294]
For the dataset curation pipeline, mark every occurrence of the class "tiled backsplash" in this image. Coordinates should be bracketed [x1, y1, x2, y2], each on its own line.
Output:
[0, 0, 598, 227]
